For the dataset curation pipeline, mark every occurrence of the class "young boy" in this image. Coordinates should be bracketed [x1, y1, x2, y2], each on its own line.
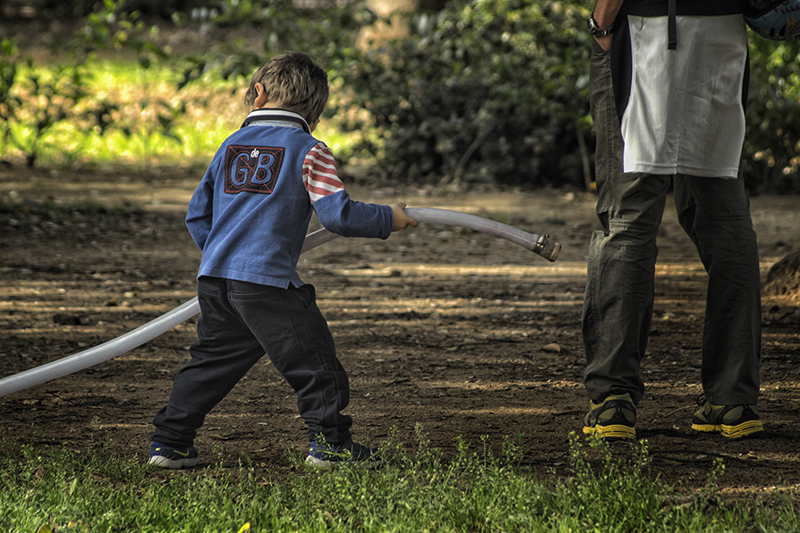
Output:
[148, 51, 417, 469]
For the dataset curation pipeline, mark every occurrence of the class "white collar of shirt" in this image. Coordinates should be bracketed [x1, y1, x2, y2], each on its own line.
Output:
[241, 108, 311, 134]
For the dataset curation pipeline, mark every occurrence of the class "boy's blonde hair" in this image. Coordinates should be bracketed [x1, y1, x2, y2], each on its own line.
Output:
[244, 52, 329, 125]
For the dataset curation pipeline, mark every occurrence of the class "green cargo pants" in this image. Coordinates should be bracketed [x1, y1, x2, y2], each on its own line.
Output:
[582, 39, 761, 406]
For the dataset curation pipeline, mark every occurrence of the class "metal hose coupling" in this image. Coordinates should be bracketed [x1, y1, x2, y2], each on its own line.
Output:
[534, 234, 561, 262]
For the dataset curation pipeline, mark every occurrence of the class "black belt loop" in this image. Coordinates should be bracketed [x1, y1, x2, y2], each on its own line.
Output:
[668, 0, 677, 50]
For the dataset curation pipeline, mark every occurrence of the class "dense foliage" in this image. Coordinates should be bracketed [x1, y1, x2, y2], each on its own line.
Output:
[1, 0, 799, 191]
[336, 0, 800, 191]
[744, 37, 800, 194]
[339, 0, 592, 188]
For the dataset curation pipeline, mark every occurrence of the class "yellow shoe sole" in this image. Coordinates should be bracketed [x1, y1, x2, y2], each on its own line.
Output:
[721, 420, 764, 439]
[690, 422, 721, 433]
[583, 423, 636, 440]
[691, 420, 764, 439]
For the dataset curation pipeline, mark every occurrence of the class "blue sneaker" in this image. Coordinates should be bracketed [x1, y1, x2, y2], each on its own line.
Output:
[148, 442, 200, 469]
[305, 439, 381, 468]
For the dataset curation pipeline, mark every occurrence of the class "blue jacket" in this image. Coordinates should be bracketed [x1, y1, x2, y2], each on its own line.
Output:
[186, 110, 393, 288]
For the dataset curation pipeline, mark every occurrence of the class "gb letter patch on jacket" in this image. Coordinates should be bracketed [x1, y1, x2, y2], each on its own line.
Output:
[225, 145, 285, 194]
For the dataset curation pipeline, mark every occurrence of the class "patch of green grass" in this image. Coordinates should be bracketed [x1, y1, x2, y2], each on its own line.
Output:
[1, 427, 797, 532]
[1, 58, 366, 171]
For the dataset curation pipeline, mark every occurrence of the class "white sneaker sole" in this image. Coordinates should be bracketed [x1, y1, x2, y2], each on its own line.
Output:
[148, 455, 200, 469]
[305, 455, 382, 469]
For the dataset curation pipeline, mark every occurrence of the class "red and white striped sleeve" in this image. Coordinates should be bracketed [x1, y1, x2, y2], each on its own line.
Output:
[303, 142, 345, 203]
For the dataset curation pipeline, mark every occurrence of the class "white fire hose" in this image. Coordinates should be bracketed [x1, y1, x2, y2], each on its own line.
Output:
[0, 208, 560, 398]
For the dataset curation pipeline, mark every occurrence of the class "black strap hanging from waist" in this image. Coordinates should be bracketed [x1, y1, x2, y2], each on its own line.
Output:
[668, 0, 677, 49]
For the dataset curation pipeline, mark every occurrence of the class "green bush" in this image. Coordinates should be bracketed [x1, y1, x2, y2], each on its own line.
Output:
[0, 37, 119, 168]
[175, 0, 375, 84]
[339, 0, 592, 188]
[5, 0, 800, 193]
[744, 37, 800, 194]
[338, 0, 800, 192]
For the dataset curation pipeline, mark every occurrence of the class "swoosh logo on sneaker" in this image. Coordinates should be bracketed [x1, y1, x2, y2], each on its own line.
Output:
[173, 449, 191, 457]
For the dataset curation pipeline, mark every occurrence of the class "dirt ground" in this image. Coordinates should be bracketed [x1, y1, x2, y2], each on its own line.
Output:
[1, 168, 800, 502]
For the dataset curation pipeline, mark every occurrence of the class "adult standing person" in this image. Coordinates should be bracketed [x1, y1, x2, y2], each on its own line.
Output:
[581, 0, 764, 440]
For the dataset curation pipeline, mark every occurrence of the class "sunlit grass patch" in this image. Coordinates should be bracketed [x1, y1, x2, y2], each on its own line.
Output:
[1, 426, 797, 532]
[0, 57, 367, 172]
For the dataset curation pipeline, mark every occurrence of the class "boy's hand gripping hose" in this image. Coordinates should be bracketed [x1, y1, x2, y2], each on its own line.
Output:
[0, 208, 560, 397]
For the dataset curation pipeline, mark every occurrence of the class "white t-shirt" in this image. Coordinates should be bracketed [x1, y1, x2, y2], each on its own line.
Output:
[621, 14, 748, 178]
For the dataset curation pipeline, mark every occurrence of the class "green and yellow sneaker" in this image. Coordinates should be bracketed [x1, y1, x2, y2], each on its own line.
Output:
[583, 393, 636, 441]
[691, 402, 763, 439]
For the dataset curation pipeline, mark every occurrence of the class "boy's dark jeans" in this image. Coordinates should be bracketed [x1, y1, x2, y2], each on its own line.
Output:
[152, 277, 352, 448]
